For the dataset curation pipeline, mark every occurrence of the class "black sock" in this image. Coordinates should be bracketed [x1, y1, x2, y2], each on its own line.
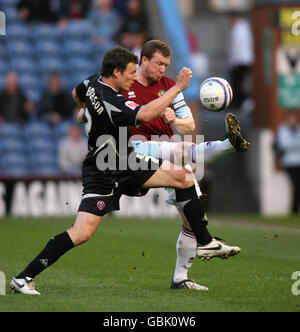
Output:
[176, 187, 213, 246]
[16, 231, 74, 279]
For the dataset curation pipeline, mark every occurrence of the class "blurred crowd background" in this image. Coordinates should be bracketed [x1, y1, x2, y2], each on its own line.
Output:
[0, 0, 299, 216]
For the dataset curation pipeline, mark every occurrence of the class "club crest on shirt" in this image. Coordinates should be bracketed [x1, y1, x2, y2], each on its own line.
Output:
[158, 89, 166, 97]
[125, 100, 139, 110]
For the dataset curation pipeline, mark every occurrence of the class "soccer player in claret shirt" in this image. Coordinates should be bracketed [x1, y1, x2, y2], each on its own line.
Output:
[121, 40, 249, 290]
[10, 46, 240, 295]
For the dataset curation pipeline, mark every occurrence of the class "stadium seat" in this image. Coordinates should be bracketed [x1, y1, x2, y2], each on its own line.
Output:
[8, 40, 35, 57]
[24, 89, 42, 105]
[53, 120, 76, 141]
[0, 75, 5, 90]
[6, 23, 32, 41]
[24, 121, 53, 139]
[27, 137, 56, 154]
[63, 20, 93, 41]
[0, 41, 7, 58]
[1, 137, 27, 153]
[18, 73, 41, 91]
[10, 57, 37, 74]
[33, 24, 61, 42]
[29, 151, 57, 165]
[1, 165, 30, 177]
[39, 57, 65, 75]
[31, 164, 59, 176]
[0, 152, 29, 172]
[0, 58, 8, 74]
[0, 0, 19, 8]
[36, 40, 62, 57]
[0, 123, 23, 139]
[65, 40, 93, 57]
[4, 7, 20, 24]
[67, 57, 95, 75]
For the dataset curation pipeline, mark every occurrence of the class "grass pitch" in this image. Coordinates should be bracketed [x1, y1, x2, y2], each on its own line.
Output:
[0, 215, 299, 312]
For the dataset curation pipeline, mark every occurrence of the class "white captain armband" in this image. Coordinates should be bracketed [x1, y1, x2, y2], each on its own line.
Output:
[172, 92, 193, 118]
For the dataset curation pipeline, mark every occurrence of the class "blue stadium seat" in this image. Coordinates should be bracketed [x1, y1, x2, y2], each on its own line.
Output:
[1, 165, 30, 177]
[63, 20, 93, 40]
[54, 120, 76, 140]
[8, 40, 35, 57]
[0, 123, 23, 139]
[1, 137, 27, 153]
[29, 151, 57, 165]
[0, 58, 8, 74]
[36, 40, 62, 57]
[39, 57, 65, 75]
[33, 24, 61, 42]
[31, 164, 59, 176]
[67, 57, 95, 74]
[0, 75, 4, 90]
[24, 89, 42, 105]
[4, 6, 20, 24]
[0, 152, 29, 175]
[27, 137, 56, 154]
[0, 41, 7, 58]
[65, 40, 93, 57]
[18, 73, 41, 91]
[10, 57, 37, 74]
[24, 121, 53, 139]
[0, 0, 19, 8]
[6, 23, 32, 41]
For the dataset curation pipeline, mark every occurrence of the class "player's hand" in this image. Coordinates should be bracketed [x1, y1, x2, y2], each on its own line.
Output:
[175, 67, 193, 91]
[77, 108, 87, 124]
[162, 107, 176, 124]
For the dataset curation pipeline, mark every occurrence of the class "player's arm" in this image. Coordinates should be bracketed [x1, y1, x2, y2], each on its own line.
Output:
[137, 67, 192, 124]
[173, 116, 195, 133]
[162, 93, 195, 133]
[172, 92, 195, 133]
[72, 88, 85, 108]
[72, 81, 88, 123]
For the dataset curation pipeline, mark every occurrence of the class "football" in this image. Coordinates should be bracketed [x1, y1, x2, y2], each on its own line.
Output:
[199, 77, 233, 112]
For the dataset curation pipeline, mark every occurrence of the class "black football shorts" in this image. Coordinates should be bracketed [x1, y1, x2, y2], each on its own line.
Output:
[78, 155, 162, 217]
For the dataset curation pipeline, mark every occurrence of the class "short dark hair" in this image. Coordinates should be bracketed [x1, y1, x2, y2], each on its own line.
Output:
[140, 40, 171, 65]
[101, 46, 139, 77]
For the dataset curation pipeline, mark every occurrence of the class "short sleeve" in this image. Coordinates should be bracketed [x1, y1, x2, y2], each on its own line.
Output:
[75, 78, 91, 103]
[103, 94, 142, 127]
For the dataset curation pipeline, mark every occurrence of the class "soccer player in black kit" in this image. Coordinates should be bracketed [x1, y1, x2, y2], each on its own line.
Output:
[10, 47, 240, 294]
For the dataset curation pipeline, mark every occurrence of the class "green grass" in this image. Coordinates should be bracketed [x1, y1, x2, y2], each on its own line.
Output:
[0, 215, 300, 312]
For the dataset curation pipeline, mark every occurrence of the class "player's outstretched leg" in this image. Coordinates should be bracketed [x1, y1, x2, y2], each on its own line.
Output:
[225, 113, 250, 152]
[196, 237, 241, 261]
[10, 213, 102, 295]
[10, 276, 40, 295]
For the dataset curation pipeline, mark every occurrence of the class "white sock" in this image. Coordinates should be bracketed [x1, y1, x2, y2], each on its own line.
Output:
[190, 139, 234, 165]
[173, 226, 197, 283]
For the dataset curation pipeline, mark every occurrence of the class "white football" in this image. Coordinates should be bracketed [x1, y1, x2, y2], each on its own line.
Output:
[199, 77, 233, 112]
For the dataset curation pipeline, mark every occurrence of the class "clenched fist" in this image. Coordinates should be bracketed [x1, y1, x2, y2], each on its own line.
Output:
[162, 107, 176, 124]
[175, 67, 193, 91]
